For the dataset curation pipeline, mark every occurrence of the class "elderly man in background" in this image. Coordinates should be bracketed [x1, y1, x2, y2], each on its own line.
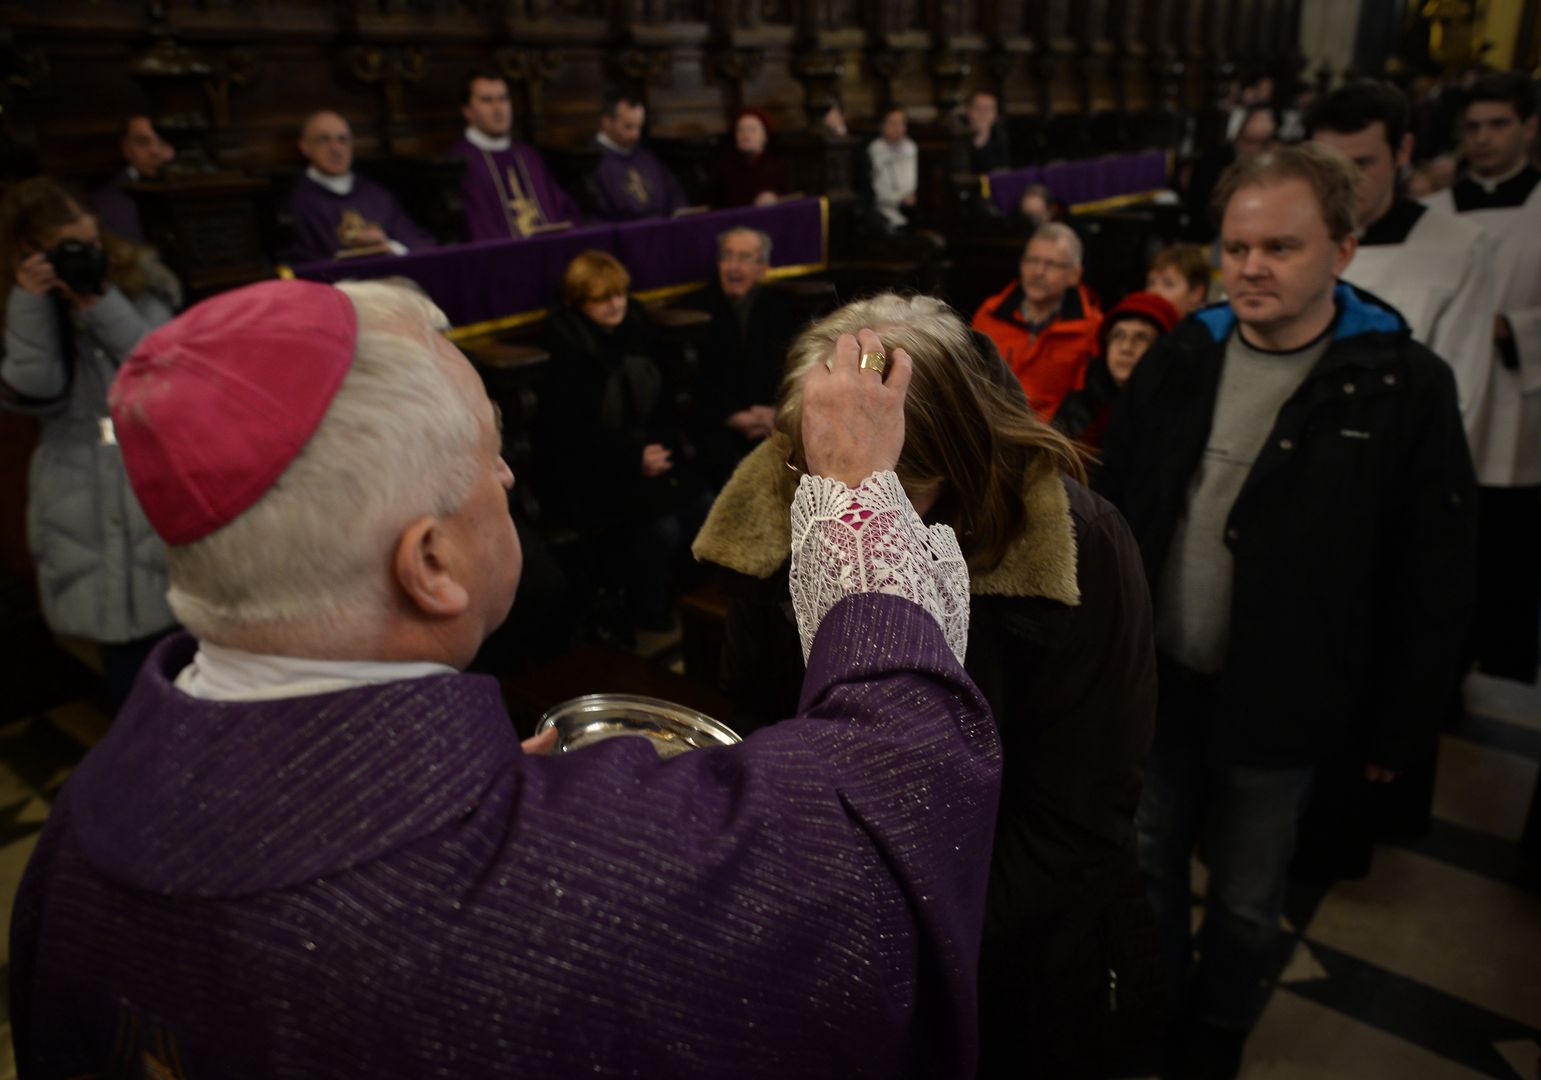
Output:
[286, 110, 436, 265]
[971, 222, 1103, 419]
[686, 226, 803, 486]
[91, 115, 175, 243]
[587, 90, 690, 221]
[10, 277, 999, 1079]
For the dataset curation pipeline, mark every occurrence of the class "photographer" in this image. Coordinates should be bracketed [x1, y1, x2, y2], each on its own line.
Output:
[1, 177, 180, 705]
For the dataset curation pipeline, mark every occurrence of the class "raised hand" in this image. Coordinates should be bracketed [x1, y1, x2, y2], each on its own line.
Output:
[801, 327, 912, 488]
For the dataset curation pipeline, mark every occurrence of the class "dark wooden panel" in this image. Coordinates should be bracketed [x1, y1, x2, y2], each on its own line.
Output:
[0, 0, 1304, 189]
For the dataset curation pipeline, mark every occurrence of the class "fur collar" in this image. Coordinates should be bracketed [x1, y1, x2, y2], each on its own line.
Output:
[691, 440, 1080, 604]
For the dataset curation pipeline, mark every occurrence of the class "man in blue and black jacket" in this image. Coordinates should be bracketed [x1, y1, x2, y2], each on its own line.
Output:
[1099, 141, 1476, 1079]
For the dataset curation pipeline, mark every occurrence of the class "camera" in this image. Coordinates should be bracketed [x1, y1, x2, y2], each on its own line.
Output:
[45, 239, 108, 297]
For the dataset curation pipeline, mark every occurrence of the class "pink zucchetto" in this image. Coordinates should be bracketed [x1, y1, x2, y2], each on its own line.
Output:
[108, 279, 358, 545]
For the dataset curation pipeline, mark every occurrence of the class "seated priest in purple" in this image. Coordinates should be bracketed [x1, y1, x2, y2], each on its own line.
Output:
[285, 110, 436, 265]
[446, 71, 583, 242]
[588, 90, 690, 221]
[90, 115, 175, 243]
[10, 277, 1003, 1079]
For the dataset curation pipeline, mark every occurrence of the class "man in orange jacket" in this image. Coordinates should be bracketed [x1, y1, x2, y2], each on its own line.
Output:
[971, 222, 1103, 418]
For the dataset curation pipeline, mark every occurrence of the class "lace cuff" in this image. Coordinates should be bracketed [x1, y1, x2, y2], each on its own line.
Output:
[788, 470, 970, 664]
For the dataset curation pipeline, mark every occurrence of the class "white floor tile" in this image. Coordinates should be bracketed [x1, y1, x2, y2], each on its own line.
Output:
[1277, 941, 1329, 984]
[1434, 734, 1539, 842]
[1303, 846, 1541, 1031]
[1464, 672, 1541, 732]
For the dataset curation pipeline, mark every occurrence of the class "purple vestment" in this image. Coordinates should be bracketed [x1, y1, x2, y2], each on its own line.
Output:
[91, 169, 143, 243]
[446, 137, 584, 242]
[11, 593, 1001, 1078]
[286, 173, 436, 265]
[589, 139, 689, 222]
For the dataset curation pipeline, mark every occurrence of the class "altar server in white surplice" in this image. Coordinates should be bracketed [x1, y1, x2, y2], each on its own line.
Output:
[1309, 82, 1497, 443]
[1423, 72, 1541, 684]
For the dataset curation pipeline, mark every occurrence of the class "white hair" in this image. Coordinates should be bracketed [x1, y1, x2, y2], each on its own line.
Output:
[165, 280, 481, 648]
[1028, 222, 1083, 268]
[716, 227, 772, 264]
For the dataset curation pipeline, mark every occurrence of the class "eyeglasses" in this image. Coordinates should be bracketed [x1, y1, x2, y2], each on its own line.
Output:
[718, 251, 764, 265]
[1021, 256, 1074, 272]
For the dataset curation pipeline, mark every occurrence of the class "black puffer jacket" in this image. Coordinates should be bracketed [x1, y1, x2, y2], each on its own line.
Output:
[1098, 283, 1478, 771]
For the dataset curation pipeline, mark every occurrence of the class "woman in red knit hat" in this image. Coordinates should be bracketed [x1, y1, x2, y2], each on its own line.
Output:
[707, 107, 792, 208]
[1052, 290, 1179, 454]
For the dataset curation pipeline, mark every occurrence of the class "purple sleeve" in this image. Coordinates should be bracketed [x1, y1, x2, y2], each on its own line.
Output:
[505, 591, 1000, 1077]
[285, 185, 340, 265]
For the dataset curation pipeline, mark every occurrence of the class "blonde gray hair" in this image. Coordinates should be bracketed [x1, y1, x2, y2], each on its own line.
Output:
[1028, 222, 1082, 267]
[775, 293, 1086, 571]
[165, 281, 481, 648]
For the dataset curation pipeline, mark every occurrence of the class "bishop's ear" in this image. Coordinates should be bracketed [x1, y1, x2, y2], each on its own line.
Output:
[392, 516, 471, 618]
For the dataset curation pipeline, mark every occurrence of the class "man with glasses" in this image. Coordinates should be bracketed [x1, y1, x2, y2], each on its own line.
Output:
[286, 110, 436, 265]
[687, 227, 802, 486]
[971, 222, 1103, 419]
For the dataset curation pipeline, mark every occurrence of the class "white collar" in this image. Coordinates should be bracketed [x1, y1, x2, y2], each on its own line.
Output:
[306, 166, 355, 196]
[174, 640, 457, 702]
[465, 126, 512, 152]
[1472, 159, 1527, 193]
[125, 166, 142, 182]
[596, 132, 632, 156]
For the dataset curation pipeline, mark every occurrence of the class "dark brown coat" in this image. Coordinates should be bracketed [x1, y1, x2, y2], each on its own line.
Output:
[693, 443, 1161, 1077]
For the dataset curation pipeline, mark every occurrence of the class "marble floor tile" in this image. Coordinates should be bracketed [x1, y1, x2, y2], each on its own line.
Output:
[1244, 991, 1489, 1078]
[45, 699, 112, 751]
[0, 834, 41, 969]
[1304, 846, 1541, 1031]
[1465, 673, 1541, 733]
[1434, 735, 1539, 843]
[1493, 1038, 1541, 1080]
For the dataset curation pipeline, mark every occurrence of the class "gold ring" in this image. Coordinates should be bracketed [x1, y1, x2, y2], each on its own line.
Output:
[859, 351, 887, 374]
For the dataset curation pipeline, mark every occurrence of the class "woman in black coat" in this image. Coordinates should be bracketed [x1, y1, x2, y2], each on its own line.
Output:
[535, 250, 704, 635]
[693, 294, 1163, 1078]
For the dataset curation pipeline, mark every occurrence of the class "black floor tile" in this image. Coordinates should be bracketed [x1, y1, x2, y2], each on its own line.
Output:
[1283, 938, 1541, 1078]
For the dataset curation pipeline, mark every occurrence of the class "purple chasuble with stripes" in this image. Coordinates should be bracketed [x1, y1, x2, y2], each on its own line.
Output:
[10, 593, 1000, 1079]
[447, 137, 584, 243]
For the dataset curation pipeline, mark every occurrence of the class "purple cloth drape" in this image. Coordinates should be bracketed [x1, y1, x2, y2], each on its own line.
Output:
[988, 150, 1169, 216]
[291, 198, 825, 330]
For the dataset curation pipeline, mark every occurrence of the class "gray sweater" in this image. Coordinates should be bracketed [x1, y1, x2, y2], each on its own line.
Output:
[2, 276, 176, 642]
[1154, 326, 1329, 673]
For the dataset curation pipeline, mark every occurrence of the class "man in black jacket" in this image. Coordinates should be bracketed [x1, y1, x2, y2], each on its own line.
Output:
[686, 226, 802, 488]
[1099, 142, 1476, 1078]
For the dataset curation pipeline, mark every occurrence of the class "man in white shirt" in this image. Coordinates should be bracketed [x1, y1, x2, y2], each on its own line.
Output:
[868, 106, 919, 230]
[1309, 81, 1496, 462]
[1424, 72, 1541, 683]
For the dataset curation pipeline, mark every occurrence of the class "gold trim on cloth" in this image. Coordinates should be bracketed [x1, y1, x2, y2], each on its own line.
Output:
[1069, 189, 1166, 215]
[446, 196, 830, 347]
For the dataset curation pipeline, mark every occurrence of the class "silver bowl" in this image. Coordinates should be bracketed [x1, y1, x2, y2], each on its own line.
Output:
[535, 694, 742, 759]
